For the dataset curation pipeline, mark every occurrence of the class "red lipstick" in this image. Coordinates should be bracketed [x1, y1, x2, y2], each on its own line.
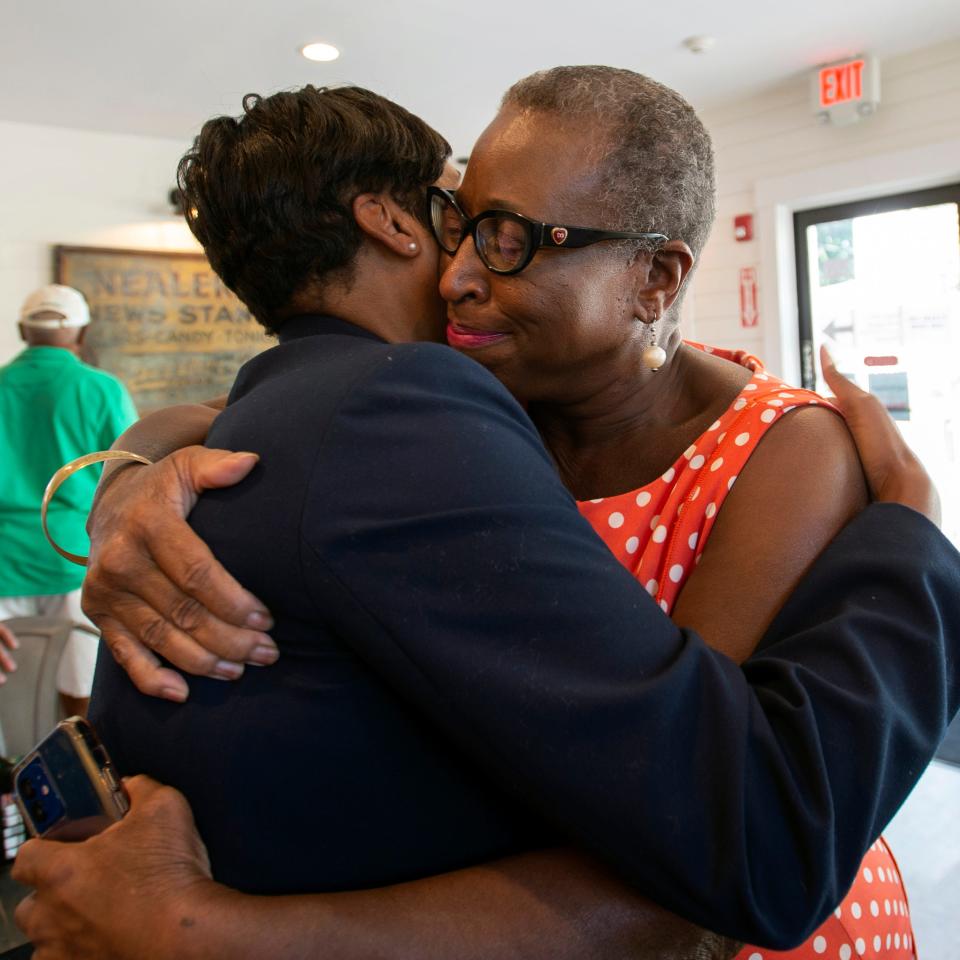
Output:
[446, 322, 509, 350]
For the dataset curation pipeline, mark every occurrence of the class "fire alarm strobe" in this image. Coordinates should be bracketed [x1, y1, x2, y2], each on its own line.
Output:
[812, 56, 880, 127]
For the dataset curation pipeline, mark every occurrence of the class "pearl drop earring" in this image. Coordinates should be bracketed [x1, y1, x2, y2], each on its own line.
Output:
[408, 242, 418, 251]
[641, 314, 667, 371]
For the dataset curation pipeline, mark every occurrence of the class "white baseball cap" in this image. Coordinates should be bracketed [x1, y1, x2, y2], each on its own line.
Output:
[19, 284, 90, 328]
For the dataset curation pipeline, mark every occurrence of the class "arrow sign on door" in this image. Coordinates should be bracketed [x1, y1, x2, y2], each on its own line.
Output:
[823, 318, 854, 339]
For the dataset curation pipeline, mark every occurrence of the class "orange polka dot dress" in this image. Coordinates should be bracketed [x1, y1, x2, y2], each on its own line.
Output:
[578, 343, 917, 959]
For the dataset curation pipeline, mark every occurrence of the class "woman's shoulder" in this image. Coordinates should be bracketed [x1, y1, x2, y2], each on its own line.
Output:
[702, 362, 856, 511]
[688, 340, 838, 438]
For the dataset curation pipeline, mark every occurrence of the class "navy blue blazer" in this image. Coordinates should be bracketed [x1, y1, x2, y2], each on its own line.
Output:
[92, 314, 960, 948]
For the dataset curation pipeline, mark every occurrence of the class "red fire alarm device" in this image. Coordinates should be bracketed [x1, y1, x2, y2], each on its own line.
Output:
[734, 214, 753, 242]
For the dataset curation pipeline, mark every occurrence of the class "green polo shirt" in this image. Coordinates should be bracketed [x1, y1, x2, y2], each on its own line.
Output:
[0, 346, 138, 596]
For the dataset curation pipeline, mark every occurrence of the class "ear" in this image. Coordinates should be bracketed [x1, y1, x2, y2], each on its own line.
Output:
[76, 327, 87, 347]
[632, 240, 695, 321]
[17, 322, 26, 342]
[352, 192, 423, 259]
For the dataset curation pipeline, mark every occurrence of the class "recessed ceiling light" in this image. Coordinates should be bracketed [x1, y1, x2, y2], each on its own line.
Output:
[683, 35, 716, 54]
[301, 42, 340, 62]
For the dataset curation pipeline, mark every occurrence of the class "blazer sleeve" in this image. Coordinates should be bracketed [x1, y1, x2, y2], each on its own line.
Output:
[299, 343, 960, 949]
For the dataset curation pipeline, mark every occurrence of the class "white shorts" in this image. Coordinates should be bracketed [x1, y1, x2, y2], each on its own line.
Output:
[0, 591, 98, 698]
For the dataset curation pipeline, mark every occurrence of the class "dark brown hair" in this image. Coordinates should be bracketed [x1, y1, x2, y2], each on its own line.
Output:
[178, 85, 451, 332]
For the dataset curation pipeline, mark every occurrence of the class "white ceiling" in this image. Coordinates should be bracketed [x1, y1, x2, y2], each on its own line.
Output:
[2, 0, 959, 156]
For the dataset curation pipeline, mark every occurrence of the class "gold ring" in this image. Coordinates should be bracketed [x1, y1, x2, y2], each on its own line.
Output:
[41, 450, 153, 566]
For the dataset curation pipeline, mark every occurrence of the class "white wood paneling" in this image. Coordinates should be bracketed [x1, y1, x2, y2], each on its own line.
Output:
[688, 37, 960, 378]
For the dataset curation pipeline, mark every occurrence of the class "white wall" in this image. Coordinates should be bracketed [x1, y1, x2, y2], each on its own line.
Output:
[0, 121, 198, 363]
[688, 37, 960, 380]
[4, 38, 958, 374]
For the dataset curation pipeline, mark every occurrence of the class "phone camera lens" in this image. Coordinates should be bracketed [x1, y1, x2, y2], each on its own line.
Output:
[20, 779, 36, 799]
[31, 802, 47, 823]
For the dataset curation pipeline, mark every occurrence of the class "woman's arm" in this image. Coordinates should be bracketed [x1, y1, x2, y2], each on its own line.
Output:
[677, 344, 939, 661]
[14, 777, 738, 960]
[94, 400, 223, 497]
[672, 405, 869, 662]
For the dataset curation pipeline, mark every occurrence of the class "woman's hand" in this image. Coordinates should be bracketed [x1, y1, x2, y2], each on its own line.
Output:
[82, 446, 277, 702]
[820, 345, 941, 525]
[13, 776, 220, 960]
[0, 621, 18, 683]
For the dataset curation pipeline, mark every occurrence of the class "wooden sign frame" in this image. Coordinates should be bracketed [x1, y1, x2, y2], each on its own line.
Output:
[54, 245, 272, 414]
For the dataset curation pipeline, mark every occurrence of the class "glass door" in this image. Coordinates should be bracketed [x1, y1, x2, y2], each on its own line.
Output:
[795, 184, 960, 549]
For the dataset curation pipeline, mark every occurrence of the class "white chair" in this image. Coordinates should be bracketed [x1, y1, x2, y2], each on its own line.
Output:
[0, 617, 96, 759]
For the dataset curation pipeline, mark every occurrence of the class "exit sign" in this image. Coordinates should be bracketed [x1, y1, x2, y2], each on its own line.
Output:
[811, 56, 880, 126]
[819, 59, 865, 107]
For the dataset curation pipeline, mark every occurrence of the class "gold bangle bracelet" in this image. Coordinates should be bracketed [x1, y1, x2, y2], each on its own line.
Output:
[41, 450, 154, 566]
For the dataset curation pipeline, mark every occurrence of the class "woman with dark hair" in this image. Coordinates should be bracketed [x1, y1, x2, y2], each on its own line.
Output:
[18, 75, 949, 960]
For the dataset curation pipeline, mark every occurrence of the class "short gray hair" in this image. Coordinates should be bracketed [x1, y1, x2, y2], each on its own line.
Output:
[501, 66, 716, 258]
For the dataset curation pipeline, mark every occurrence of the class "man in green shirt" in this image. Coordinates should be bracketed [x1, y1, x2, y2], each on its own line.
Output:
[0, 284, 137, 715]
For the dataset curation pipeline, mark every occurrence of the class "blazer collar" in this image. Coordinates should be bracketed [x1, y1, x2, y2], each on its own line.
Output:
[277, 314, 386, 345]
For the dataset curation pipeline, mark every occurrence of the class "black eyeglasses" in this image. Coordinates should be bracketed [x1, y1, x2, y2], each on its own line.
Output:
[427, 186, 668, 276]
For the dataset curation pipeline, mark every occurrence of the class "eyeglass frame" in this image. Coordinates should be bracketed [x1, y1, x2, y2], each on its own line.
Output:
[426, 186, 669, 276]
